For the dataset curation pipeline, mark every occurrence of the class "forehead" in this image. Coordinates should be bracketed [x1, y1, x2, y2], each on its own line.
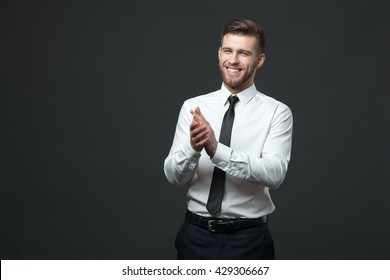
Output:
[221, 34, 258, 51]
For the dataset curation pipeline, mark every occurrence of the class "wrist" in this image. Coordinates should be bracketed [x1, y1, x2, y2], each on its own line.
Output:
[184, 141, 202, 159]
[211, 143, 230, 166]
[207, 141, 218, 159]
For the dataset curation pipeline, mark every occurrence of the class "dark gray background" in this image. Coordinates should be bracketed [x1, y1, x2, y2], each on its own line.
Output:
[1, 0, 389, 259]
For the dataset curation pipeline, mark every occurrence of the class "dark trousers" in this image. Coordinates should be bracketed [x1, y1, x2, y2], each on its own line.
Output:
[175, 218, 275, 260]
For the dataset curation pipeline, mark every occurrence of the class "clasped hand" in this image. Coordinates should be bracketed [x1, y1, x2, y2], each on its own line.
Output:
[190, 107, 218, 158]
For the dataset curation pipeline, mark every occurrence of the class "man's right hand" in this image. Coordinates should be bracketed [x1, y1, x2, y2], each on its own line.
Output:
[189, 107, 218, 159]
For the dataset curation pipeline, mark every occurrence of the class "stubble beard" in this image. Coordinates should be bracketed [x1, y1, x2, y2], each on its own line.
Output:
[219, 63, 257, 91]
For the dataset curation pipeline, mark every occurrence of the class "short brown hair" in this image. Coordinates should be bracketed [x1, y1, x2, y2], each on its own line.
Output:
[221, 19, 265, 54]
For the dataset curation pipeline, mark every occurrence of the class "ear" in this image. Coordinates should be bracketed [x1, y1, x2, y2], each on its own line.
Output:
[256, 53, 266, 69]
[218, 47, 222, 59]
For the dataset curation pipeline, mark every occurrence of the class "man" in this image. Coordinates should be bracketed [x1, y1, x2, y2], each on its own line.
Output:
[164, 19, 293, 259]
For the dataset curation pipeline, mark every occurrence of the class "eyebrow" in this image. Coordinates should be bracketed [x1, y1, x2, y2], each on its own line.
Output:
[221, 47, 253, 55]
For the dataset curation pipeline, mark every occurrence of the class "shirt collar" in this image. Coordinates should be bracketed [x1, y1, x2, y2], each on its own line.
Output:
[220, 83, 257, 106]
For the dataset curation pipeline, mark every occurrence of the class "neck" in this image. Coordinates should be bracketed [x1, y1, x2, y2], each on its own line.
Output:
[223, 82, 254, 94]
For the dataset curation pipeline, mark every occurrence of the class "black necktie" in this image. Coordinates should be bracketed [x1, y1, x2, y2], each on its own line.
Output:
[206, 95, 239, 216]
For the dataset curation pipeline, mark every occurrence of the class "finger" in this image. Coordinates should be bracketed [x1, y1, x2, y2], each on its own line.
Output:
[190, 116, 205, 131]
[191, 124, 207, 139]
[192, 129, 208, 142]
[192, 134, 209, 150]
[194, 137, 209, 147]
[194, 107, 207, 124]
[192, 109, 206, 126]
[190, 108, 204, 126]
[190, 121, 207, 137]
[190, 119, 199, 130]
[191, 107, 204, 120]
[192, 113, 203, 125]
[190, 107, 199, 117]
[191, 130, 208, 151]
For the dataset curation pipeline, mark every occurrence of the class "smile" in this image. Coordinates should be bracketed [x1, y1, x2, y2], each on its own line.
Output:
[226, 67, 241, 73]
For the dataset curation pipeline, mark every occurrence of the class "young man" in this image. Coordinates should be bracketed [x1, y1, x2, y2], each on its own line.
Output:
[164, 19, 293, 259]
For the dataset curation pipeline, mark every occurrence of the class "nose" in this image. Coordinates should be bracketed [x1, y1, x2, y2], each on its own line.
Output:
[228, 53, 239, 65]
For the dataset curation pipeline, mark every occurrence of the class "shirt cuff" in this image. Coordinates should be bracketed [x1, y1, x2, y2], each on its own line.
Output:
[211, 143, 231, 169]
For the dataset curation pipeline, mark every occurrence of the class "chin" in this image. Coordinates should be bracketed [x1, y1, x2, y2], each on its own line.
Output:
[224, 79, 241, 89]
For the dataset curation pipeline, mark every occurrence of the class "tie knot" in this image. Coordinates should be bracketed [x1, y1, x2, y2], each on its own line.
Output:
[228, 95, 239, 106]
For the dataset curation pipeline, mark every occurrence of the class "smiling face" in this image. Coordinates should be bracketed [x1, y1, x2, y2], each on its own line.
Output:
[218, 34, 265, 94]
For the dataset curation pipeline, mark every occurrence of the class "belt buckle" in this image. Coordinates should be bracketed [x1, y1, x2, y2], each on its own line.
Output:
[208, 219, 224, 233]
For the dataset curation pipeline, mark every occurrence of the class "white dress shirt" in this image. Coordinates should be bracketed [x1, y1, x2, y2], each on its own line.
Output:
[164, 84, 293, 218]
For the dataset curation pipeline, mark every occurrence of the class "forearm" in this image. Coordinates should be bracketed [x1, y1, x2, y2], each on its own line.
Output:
[212, 144, 289, 189]
[164, 142, 201, 187]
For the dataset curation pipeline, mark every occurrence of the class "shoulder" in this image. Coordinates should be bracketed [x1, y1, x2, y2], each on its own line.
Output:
[185, 89, 220, 102]
[183, 89, 220, 107]
[252, 91, 292, 125]
[255, 91, 291, 114]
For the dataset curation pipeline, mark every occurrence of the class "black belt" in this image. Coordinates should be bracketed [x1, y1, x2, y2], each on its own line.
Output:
[185, 211, 268, 233]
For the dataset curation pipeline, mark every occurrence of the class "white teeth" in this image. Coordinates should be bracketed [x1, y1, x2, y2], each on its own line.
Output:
[227, 68, 239, 73]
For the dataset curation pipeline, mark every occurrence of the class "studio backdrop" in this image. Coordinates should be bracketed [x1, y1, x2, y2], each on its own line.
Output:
[1, 0, 389, 259]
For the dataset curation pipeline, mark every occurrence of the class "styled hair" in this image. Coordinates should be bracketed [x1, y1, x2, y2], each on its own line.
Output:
[221, 19, 265, 54]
